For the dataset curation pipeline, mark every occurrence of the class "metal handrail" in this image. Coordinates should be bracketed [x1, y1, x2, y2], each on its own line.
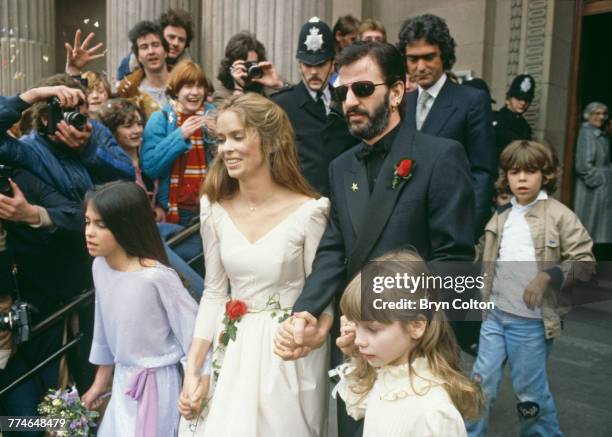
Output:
[0, 333, 83, 395]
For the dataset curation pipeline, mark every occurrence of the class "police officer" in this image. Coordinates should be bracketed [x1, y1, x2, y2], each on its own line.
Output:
[271, 17, 358, 196]
[494, 73, 535, 156]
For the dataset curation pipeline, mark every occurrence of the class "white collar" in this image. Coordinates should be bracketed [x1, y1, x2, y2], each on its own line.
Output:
[417, 73, 447, 99]
[306, 85, 331, 105]
[510, 190, 548, 209]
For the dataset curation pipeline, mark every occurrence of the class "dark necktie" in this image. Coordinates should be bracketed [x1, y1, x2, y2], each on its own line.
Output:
[315, 90, 326, 117]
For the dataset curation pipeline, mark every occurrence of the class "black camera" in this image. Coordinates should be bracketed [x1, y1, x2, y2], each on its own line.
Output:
[0, 301, 33, 344]
[245, 61, 263, 80]
[0, 165, 12, 197]
[46, 97, 87, 135]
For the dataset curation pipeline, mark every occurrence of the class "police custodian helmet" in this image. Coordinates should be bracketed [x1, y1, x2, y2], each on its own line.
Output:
[507, 74, 536, 102]
[296, 17, 335, 65]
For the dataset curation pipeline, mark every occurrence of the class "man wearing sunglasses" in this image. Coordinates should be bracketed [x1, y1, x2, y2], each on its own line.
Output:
[272, 17, 358, 197]
[399, 14, 496, 244]
[275, 41, 475, 437]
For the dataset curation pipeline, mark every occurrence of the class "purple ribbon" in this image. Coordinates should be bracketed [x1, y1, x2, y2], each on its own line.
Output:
[125, 367, 158, 437]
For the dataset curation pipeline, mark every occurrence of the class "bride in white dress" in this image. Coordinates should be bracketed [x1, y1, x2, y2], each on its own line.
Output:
[178, 93, 334, 437]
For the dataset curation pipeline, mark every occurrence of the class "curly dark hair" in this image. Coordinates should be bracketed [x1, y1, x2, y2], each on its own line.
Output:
[217, 31, 267, 91]
[496, 140, 560, 195]
[159, 8, 194, 48]
[97, 98, 144, 136]
[129, 21, 170, 59]
[398, 14, 456, 71]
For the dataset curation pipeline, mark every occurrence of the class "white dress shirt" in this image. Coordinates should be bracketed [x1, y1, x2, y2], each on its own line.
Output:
[491, 190, 549, 318]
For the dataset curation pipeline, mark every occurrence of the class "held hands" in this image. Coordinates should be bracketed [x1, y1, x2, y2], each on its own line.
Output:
[273, 311, 330, 361]
[523, 271, 551, 310]
[178, 373, 210, 420]
[180, 116, 206, 139]
[65, 29, 105, 75]
[0, 180, 39, 224]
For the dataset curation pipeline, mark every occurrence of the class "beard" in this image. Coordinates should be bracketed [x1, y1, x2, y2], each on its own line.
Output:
[346, 91, 391, 141]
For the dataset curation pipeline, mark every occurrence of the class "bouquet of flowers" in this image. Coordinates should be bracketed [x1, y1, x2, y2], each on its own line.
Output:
[38, 386, 100, 436]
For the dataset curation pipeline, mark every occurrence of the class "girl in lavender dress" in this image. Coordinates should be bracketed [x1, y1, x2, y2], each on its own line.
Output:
[80, 181, 210, 437]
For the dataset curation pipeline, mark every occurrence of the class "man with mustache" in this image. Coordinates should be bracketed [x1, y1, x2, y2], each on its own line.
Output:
[399, 14, 497, 242]
[271, 17, 358, 196]
[117, 21, 170, 119]
[274, 41, 475, 437]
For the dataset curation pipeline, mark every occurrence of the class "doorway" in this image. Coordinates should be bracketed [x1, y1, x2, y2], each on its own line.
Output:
[562, 2, 612, 206]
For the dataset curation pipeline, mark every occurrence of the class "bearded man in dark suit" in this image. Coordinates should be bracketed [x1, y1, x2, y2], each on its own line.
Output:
[274, 41, 476, 437]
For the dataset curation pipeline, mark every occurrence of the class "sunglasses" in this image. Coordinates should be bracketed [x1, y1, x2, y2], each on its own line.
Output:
[334, 81, 387, 102]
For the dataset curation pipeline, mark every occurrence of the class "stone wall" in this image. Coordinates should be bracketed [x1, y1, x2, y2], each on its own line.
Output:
[0, 0, 56, 95]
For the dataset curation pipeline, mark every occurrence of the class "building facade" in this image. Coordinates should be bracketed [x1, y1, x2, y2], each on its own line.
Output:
[1, 0, 608, 200]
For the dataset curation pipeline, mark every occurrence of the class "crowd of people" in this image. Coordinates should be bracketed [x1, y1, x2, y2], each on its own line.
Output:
[0, 7, 608, 437]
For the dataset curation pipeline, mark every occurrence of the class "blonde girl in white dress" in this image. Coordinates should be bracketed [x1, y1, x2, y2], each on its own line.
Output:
[178, 93, 334, 437]
[332, 250, 484, 437]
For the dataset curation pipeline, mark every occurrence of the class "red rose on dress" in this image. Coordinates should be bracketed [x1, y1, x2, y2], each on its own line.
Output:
[396, 159, 413, 178]
[225, 300, 248, 321]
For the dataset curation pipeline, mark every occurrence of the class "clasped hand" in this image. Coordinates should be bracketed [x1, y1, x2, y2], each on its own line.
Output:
[273, 312, 333, 361]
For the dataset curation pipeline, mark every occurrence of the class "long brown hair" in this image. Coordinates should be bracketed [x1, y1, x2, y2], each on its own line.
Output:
[85, 181, 169, 266]
[340, 250, 483, 420]
[202, 93, 318, 202]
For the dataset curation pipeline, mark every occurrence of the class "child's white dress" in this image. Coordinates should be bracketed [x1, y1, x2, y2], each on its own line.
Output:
[332, 357, 467, 437]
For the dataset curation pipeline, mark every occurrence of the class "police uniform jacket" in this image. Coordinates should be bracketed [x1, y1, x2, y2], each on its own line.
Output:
[493, 106, 532, 156]
[271, 82, 359, 197]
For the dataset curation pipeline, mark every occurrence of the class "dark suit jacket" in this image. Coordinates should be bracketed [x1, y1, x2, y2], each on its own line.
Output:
[405, 79, 497, 236]
[293, 118, 475, 318]
[271, 82, 359, 197]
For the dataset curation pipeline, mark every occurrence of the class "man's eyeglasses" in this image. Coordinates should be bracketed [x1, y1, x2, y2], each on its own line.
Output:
[334, 81, 387, 102]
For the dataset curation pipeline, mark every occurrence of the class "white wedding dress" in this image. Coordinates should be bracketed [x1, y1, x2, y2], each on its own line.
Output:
[178, 196, 331, 437]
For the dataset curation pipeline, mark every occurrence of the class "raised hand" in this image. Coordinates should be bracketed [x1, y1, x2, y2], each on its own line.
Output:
[20, 85, 86, 107]
[54, 121, 92, 149]
[65, 29, 105, 75]
[251, 61, 284, 90]
[180, 115, 205, 139]
[230, 60, 248, 91]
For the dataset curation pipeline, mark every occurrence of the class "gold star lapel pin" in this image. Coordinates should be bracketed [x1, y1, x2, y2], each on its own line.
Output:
[351, 182, 359, 192]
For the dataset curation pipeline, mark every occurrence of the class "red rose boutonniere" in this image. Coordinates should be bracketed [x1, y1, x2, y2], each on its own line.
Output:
[392, 158, 415, 189]
[220, 299, 248, 346]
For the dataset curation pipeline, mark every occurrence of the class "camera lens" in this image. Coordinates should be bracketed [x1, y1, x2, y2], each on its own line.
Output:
[247, 63, 263, 79]
[63, 112, 87, 130]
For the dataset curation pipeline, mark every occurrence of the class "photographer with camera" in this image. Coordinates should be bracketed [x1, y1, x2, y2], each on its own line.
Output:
[0, 163, 94, 403]
[0, 222, 41, 437]
[0, 76, 133, 396]
[0, 75, 134, 200]
[213, 31, 286, 103]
